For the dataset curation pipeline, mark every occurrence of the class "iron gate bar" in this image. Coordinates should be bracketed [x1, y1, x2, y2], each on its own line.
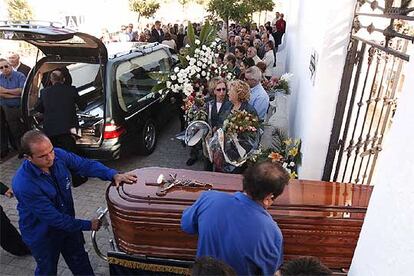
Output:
[322, 39, 360, 181]
[356, 12, 414, 21]
[363, 49, 398, 183]
[345, 47, 376, 183]
[333, 43, 367, 182]
[358, 23, 414, 43]
[352, 35, 410, 61]
[354, 51, 381, 183]
[360, 0, 385, 12]
[336, 43, 367, 182]
[360, 51, 390, 184]
[367, 39, 409, 184]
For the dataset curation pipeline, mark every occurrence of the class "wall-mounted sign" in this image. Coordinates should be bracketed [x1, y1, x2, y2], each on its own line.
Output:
[64, 15, 85, 30]
[309, 49, 318, 86]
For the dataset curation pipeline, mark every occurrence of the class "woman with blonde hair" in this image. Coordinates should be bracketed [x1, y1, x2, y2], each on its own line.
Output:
[226, 80, 258, 117]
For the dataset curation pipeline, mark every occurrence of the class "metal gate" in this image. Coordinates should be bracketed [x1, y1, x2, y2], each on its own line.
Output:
[323, 0, 414, 185]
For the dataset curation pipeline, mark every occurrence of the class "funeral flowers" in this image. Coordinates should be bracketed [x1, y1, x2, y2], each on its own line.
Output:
[183, 95, 208, 122]
[249, 136, 302, 179]
[262, 72, 294, 95]
[223, 110, 260, 137]
[150, 21, 235, 97]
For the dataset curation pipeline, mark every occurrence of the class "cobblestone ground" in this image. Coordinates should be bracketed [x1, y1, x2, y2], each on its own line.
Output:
[0, 118, 203, 276]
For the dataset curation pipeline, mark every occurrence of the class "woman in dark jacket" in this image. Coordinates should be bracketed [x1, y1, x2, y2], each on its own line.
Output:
[206, 77, 232, 130]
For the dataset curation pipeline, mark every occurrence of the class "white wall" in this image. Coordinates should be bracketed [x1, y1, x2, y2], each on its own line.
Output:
[280, 0, 356, 179]
[349, 49, 414, 276]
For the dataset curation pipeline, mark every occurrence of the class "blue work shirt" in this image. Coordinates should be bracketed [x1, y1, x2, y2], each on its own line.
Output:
[0, 70, 26, 107]
[181, 191, 283, 275]
[12, 148, 117, 248]
[249, 83, 269, 120]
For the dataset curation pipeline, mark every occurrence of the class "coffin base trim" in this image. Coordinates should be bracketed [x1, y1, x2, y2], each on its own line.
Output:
[107, 256, 191, 275]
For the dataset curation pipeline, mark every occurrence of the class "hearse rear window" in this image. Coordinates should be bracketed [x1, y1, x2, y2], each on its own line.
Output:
[116, 50, 171, 111]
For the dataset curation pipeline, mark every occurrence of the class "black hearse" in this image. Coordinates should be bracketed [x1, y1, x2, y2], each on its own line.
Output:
[0, 22, 177, 160]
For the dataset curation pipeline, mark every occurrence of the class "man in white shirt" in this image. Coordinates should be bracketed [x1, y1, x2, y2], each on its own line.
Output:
[247, 47, 262, 65]
[7, 52, 31, 77]
[263, 41, 275, 79]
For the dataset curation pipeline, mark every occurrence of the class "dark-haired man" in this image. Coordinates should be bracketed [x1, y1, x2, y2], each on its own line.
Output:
[150, 20, 164, 43]
[12, 130, 137, 275]
[181, 161, 289, 276]
[192, 256, 236, 276]
[34, 69, 86, 187]
[279, 256, 332, 276]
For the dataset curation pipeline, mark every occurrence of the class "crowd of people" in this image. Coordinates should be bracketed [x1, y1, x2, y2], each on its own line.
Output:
[0, 12, 334, 276]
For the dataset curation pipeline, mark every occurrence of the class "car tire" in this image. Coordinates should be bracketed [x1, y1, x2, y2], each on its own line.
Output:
[137, 119, 157, 155]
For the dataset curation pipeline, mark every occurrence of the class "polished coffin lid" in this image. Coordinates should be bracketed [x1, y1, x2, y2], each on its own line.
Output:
[107, 167, 373, 269]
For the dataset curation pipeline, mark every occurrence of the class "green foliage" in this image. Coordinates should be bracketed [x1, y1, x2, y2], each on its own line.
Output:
[179, 21, 217, 62]
[208, 0, 274, 24]
[249, 130, 302, 179]
[129, 0, 160, 21]
[178, 0, 190, 7]
[150, 81, 167, 93]
[7, 0, 33, 21]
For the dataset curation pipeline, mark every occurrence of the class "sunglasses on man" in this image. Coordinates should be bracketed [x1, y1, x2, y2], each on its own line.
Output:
[0, 65, 10, 70]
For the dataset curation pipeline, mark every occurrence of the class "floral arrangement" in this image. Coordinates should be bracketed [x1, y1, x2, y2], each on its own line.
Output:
[150, 21, 235, 98]
[262, 73, 294, 95]
[183, 95, 208, 122]
[223, 110, 260, 137]
[249, 131, 302, 179]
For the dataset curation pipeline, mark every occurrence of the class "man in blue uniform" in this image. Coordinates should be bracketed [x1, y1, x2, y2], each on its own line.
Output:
[12, 130, 137, 275]
[181, 161, 289, 275]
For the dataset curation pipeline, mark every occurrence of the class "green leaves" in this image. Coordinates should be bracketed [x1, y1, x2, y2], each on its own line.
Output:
[208, 0, 274, 24]
[179, 21, 217, 67]
[129, 0, 160, 19]
[150, 82, 167, 93]
[187, 22, 196, 47]
[7, 0, 33, 20]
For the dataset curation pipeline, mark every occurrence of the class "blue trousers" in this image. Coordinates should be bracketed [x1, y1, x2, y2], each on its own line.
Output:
[30, 231, 94, 276]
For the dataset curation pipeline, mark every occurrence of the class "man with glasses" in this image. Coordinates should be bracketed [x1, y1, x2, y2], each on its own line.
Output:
[181, 161, 289, 275]
[12, 130, 137, 275]
[0, 58, 26, 158]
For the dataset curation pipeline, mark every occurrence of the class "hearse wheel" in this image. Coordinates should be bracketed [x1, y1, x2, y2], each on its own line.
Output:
[138, 119, 157, 155]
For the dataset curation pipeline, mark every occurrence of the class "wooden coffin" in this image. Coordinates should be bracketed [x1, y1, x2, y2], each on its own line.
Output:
[106, 167, 373, 270]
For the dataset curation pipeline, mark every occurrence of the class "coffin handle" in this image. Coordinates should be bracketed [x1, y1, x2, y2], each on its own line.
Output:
[91, 207, 109, 261]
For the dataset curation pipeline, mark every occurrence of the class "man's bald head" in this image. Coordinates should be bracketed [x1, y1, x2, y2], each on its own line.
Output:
[7, 52, 20, 67]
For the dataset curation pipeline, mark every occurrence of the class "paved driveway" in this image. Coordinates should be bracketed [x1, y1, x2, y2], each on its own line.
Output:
[0, 118, 203, 275]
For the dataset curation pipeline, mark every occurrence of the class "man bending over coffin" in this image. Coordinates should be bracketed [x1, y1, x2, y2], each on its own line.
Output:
[181, 161, 289, 275]
[12, 130, 137, 276]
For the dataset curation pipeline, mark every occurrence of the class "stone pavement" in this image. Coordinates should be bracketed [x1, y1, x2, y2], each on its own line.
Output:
[0, 118, 203, 275]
